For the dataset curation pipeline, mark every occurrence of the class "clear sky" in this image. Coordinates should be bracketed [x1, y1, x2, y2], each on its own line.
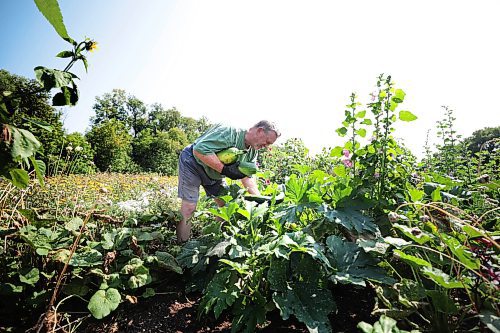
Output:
[1, 1, 499, 158]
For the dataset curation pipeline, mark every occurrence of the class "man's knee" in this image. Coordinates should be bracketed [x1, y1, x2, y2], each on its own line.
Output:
[180, 201, 197, 219]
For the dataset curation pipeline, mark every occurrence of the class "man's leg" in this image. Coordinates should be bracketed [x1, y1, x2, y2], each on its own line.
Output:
[177, 199, 197, 243]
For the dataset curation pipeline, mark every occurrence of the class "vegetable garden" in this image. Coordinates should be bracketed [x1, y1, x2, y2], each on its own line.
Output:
[1, 1, 499, 332]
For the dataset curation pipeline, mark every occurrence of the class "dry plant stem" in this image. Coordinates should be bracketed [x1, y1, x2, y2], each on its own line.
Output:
[37, 208, 95, 333]
[0, 182, 15, 208]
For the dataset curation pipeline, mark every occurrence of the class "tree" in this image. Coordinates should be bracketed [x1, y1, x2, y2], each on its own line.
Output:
[91, 89, 129, 126]
[148, 104, 182, 133]
[463, 126, 500, 154]
[85, 119, 137, 172]
[127, 96, 147, 138]
[132, 127, 188, 175]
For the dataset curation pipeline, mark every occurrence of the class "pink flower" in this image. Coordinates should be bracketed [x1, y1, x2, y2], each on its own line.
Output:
[374, 172, 380, 178]
[265, 179, 271, 185]
[342, 159, 353, 168]
[342, 149, 350, 158]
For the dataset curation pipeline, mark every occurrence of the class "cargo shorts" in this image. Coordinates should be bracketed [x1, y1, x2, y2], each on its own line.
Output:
[178, 145, 226, 203]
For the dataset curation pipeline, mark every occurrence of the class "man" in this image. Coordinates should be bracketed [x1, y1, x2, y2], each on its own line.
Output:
[176, 120, 280, 242]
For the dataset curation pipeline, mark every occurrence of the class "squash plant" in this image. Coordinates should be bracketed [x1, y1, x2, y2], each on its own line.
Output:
[0, 210, 182, 326]
[178, 170, 397, 333]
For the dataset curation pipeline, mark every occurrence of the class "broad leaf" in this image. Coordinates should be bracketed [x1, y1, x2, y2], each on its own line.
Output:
[394, 224, 432, 244]
[199, 269, 239, 319]
[399, 110, 417, 122]
[153, 251, 182, 274]
[326, 236, 395, 285]
[320, 205, 379, 234]
[8, 168, 29, 188]
[33, 0, 75, 44]
[440, 234, 480, 270]
[34, 67, 78, 91]
[10, 127, 41, 160]
[87, 288, 121, 319]
[272, 254, 335, 333]
[426, 290, 458, 314]
[421, 266, 465, 289]
[69, 249, 103, 267]
[356, 128, 367, 137]
[393, 250, 431, 269]
[19, 268, 40, 286]
[64, 217, 83, 232]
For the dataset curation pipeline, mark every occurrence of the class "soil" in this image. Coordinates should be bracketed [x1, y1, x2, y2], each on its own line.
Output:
[81, 282, 376, 333]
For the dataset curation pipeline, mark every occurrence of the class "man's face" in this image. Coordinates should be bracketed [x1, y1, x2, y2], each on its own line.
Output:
[252, 128, 278, 150]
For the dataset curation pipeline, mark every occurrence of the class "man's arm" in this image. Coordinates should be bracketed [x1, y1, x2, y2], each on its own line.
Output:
[193, 150, 224, 173]
[241, 177, 260, 195]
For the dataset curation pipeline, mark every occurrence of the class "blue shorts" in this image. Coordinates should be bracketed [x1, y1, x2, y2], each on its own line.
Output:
[177, 145, 225, 203]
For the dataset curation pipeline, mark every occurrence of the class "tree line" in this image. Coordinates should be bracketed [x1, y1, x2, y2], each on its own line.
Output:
[0, 69, 211, 176]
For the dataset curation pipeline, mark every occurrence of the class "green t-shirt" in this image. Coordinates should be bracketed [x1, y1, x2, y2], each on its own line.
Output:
[193, 124, 258, 180]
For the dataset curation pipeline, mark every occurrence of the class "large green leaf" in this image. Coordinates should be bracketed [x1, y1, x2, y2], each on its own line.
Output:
[152, 251, 182, 274]
[399, 110, 417, 122]
[69, 249, 103, 267]
[34, 66, 78, 92]
[231, 293, 268, 333]
[52, 85, 79, 106]
[64, 217, 83, 232]
[22, 117, 53, 132]
[176, 237, 212, 272]
[199, 269, 239, 319]
[206, 240, 231, 258]
[8, 168, 30, 188]
[87, 288, 121, 319]
[33, 0, 75, 44]
[393, 250, 431, 269]
[10, 126, 41, 161]
[320, 205, 379, 234]
[127, 265, 151, 289]
[327, 236, 395, 285]
[285, 174, 313, 204]
[440, 234, 480, 270]
[267, 257, 288, 293]
[30, 157, 46, 186]
[394, 224, 432, 245]
[421, 266, 465, 289]
[19, 268, 40, 287]
[272, 255, 335, 333]
[273, 282, 335, 333]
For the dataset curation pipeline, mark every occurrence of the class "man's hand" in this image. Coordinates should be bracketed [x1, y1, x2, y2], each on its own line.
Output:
[221, 162, 246, 180]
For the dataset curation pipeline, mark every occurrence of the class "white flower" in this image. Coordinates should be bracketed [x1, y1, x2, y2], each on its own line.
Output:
[75, 146, 83, 152]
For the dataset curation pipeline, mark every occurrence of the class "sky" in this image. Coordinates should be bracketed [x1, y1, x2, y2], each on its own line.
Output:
[1, 0, 499, 158]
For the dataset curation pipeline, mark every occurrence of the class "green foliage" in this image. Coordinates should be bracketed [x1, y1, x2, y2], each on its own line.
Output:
[86, 119, 138, 172]
[132, 128, 188, 175]
[258, 137, 311, 184]
[358, 315, 420, 333]
[89, 92, 210, 174]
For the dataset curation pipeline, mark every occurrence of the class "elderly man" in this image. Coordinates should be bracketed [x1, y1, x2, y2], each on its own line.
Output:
[176, 120, 280, 242]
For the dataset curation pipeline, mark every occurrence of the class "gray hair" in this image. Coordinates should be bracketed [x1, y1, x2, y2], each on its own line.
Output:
[253, 120, 281, 137]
